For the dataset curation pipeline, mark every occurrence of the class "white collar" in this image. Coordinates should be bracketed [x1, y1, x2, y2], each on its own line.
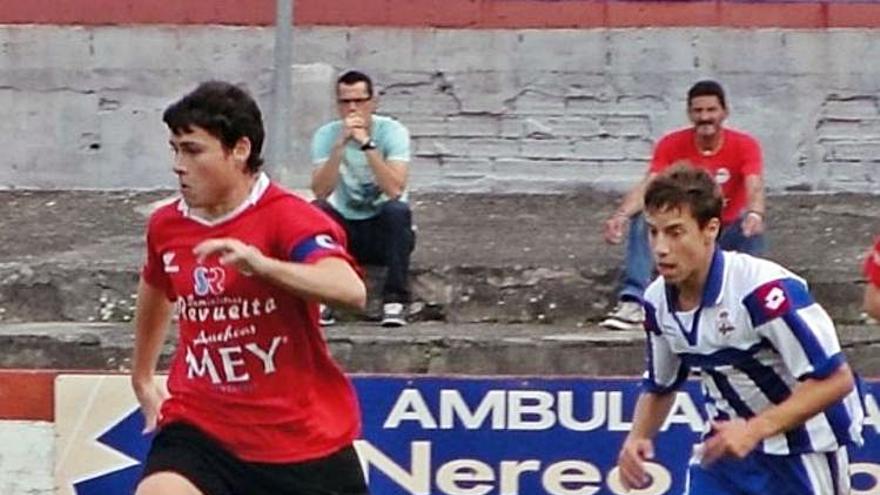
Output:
[178, 172, 270, 227]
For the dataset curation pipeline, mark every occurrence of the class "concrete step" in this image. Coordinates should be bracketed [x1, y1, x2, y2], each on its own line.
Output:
[2, 321, 880, 376]
[0, 190, 878, 326]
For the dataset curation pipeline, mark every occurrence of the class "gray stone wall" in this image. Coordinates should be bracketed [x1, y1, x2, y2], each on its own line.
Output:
[2, 26, 880, 192]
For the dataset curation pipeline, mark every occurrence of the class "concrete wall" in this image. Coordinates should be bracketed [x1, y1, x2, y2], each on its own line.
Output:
[0, 421, 54, 495]
[3, 24, 880, 192]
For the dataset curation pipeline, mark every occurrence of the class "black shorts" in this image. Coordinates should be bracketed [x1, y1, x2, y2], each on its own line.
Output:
[141, 422, 370, 495]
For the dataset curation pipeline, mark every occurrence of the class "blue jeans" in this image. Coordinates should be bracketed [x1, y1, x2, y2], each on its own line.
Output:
[618, 213, 766, 302]
[314, 199, 415, 304]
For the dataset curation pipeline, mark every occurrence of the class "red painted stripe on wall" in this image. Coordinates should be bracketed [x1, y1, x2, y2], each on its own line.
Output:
[2, 1, 880, 28]
[0, 370, 56, 421]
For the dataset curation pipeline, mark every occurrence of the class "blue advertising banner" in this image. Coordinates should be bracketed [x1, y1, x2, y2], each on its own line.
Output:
[64, 376, 880, 495]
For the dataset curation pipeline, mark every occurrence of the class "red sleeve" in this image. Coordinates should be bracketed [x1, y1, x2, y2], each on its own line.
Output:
[275, 200, 361, 274]
[649, 134, 676, 173]
[141, 227, 174, 299]
[864, 239, 880, 287]
[739, 133, 763, 176]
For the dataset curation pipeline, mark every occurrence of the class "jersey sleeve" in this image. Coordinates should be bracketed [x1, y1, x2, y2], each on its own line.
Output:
[641, 301, 689, 393]
[140, 226, 174, 300]
[384, 120, 411, 163]
[743, 278, 844, 381]
[863, 238, 880, 287]
[739, 133, 763, 176]
[648, 134, 675, 174]
[275, 201, 360, 272]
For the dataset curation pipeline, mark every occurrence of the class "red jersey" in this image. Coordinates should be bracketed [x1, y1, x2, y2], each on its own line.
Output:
[650, 127, 763, 225]
[141, 175, 361, 463]
[864, 238, 880, 287]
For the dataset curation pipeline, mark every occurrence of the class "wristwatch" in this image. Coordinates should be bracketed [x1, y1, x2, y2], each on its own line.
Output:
[360, 139, 377, 151]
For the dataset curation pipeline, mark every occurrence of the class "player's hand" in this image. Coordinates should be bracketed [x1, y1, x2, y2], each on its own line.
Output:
[604, 213, 629, 245]
[701, 418, 762, 465]
[132, 377, 168, 434]
[193, 238, 268, 276]
[742, 211, 765, 237]
[343, 111, 367, 139]
[616, 436, 654, 490]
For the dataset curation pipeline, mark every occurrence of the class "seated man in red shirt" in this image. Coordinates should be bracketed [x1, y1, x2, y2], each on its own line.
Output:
[601, 80, 766, 330]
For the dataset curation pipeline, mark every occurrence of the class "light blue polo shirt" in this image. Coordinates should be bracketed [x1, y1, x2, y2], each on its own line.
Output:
[311, 114, 410, 220]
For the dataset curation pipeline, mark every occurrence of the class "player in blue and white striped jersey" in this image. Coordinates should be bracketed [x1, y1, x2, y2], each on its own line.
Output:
[614, 164, 864, 495]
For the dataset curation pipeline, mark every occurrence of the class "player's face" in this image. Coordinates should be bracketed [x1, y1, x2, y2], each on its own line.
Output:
[169, 126, 249, 208]
[688, 95, 727, 139]
[337, 82, 375, 119]
[646, 205, 720, 287]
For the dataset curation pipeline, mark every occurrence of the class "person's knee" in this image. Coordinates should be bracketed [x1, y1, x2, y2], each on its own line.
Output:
[136, 472, 204, 495]
[312, 198, 334, 213]
[380, 200, 412, 224]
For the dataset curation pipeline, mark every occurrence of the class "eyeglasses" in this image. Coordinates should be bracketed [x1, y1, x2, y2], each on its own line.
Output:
[337, 97, 372, 105]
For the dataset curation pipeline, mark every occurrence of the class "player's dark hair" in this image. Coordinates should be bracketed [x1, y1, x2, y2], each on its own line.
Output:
[163, 81, 264, 172]
[337, 70, 373, 98]
[687, 80, 726, 110]
[644, 163, 722, 228]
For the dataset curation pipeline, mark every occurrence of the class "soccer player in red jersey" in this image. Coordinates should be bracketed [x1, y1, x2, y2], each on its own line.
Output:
[862, 239, 880, 320]
[601, 80, 767, 331]
[132, 81, 370, 495]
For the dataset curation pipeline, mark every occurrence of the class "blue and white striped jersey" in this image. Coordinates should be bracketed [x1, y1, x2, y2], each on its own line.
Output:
[642, 249, 864, 455]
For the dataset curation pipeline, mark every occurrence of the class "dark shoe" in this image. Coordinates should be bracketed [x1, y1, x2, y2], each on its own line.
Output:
[319, 304, 336, 327]
[380, 303, 407, 327]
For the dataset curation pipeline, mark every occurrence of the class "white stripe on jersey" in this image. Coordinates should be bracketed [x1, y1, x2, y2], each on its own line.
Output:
[801, 447, 850, 494]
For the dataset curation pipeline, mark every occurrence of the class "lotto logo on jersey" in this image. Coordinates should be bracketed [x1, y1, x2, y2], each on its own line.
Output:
[193, 266, 226, 296]
[754, 281, 790, 320]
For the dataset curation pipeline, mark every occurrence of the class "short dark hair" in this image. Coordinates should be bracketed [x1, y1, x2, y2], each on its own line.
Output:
[644, 163, 722, 228]
[337, 70, 373, 98]
[163, 81, 264, 172]
[687, 80, 726, 110]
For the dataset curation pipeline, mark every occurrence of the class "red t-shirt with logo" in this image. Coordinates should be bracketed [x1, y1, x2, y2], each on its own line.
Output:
[864, 239, 880, 287]
[650, 127, 763, 225]
[141, 180, 361, 463]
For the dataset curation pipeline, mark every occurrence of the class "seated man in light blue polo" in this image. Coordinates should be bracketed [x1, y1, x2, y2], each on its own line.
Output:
[311, 70, 414, 327]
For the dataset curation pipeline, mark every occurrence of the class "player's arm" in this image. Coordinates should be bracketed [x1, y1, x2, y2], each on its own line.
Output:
[311, 130, 347, 200]
[744, 173, 765, 217]
[311, 146, 345, 200]
[193, 239, 366, 310]
[705, 276, 857, 463]
[617, 391, 677, 490]
[741, 173, 766, 236]
[131, 278, 174, 432]
[703, 363, 854, 464]
[604, 172, 657, 244]
[251, 256, 366, 309]
[355, 121, 409, 199]
[741, 135, 766, 236]
[364, 153, 408, 200]
[617, 303, 686, 489]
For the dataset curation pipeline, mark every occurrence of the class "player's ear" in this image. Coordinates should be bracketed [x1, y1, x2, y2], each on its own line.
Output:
[704, 217, 721, 243]
[232, 137, 252, 166]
